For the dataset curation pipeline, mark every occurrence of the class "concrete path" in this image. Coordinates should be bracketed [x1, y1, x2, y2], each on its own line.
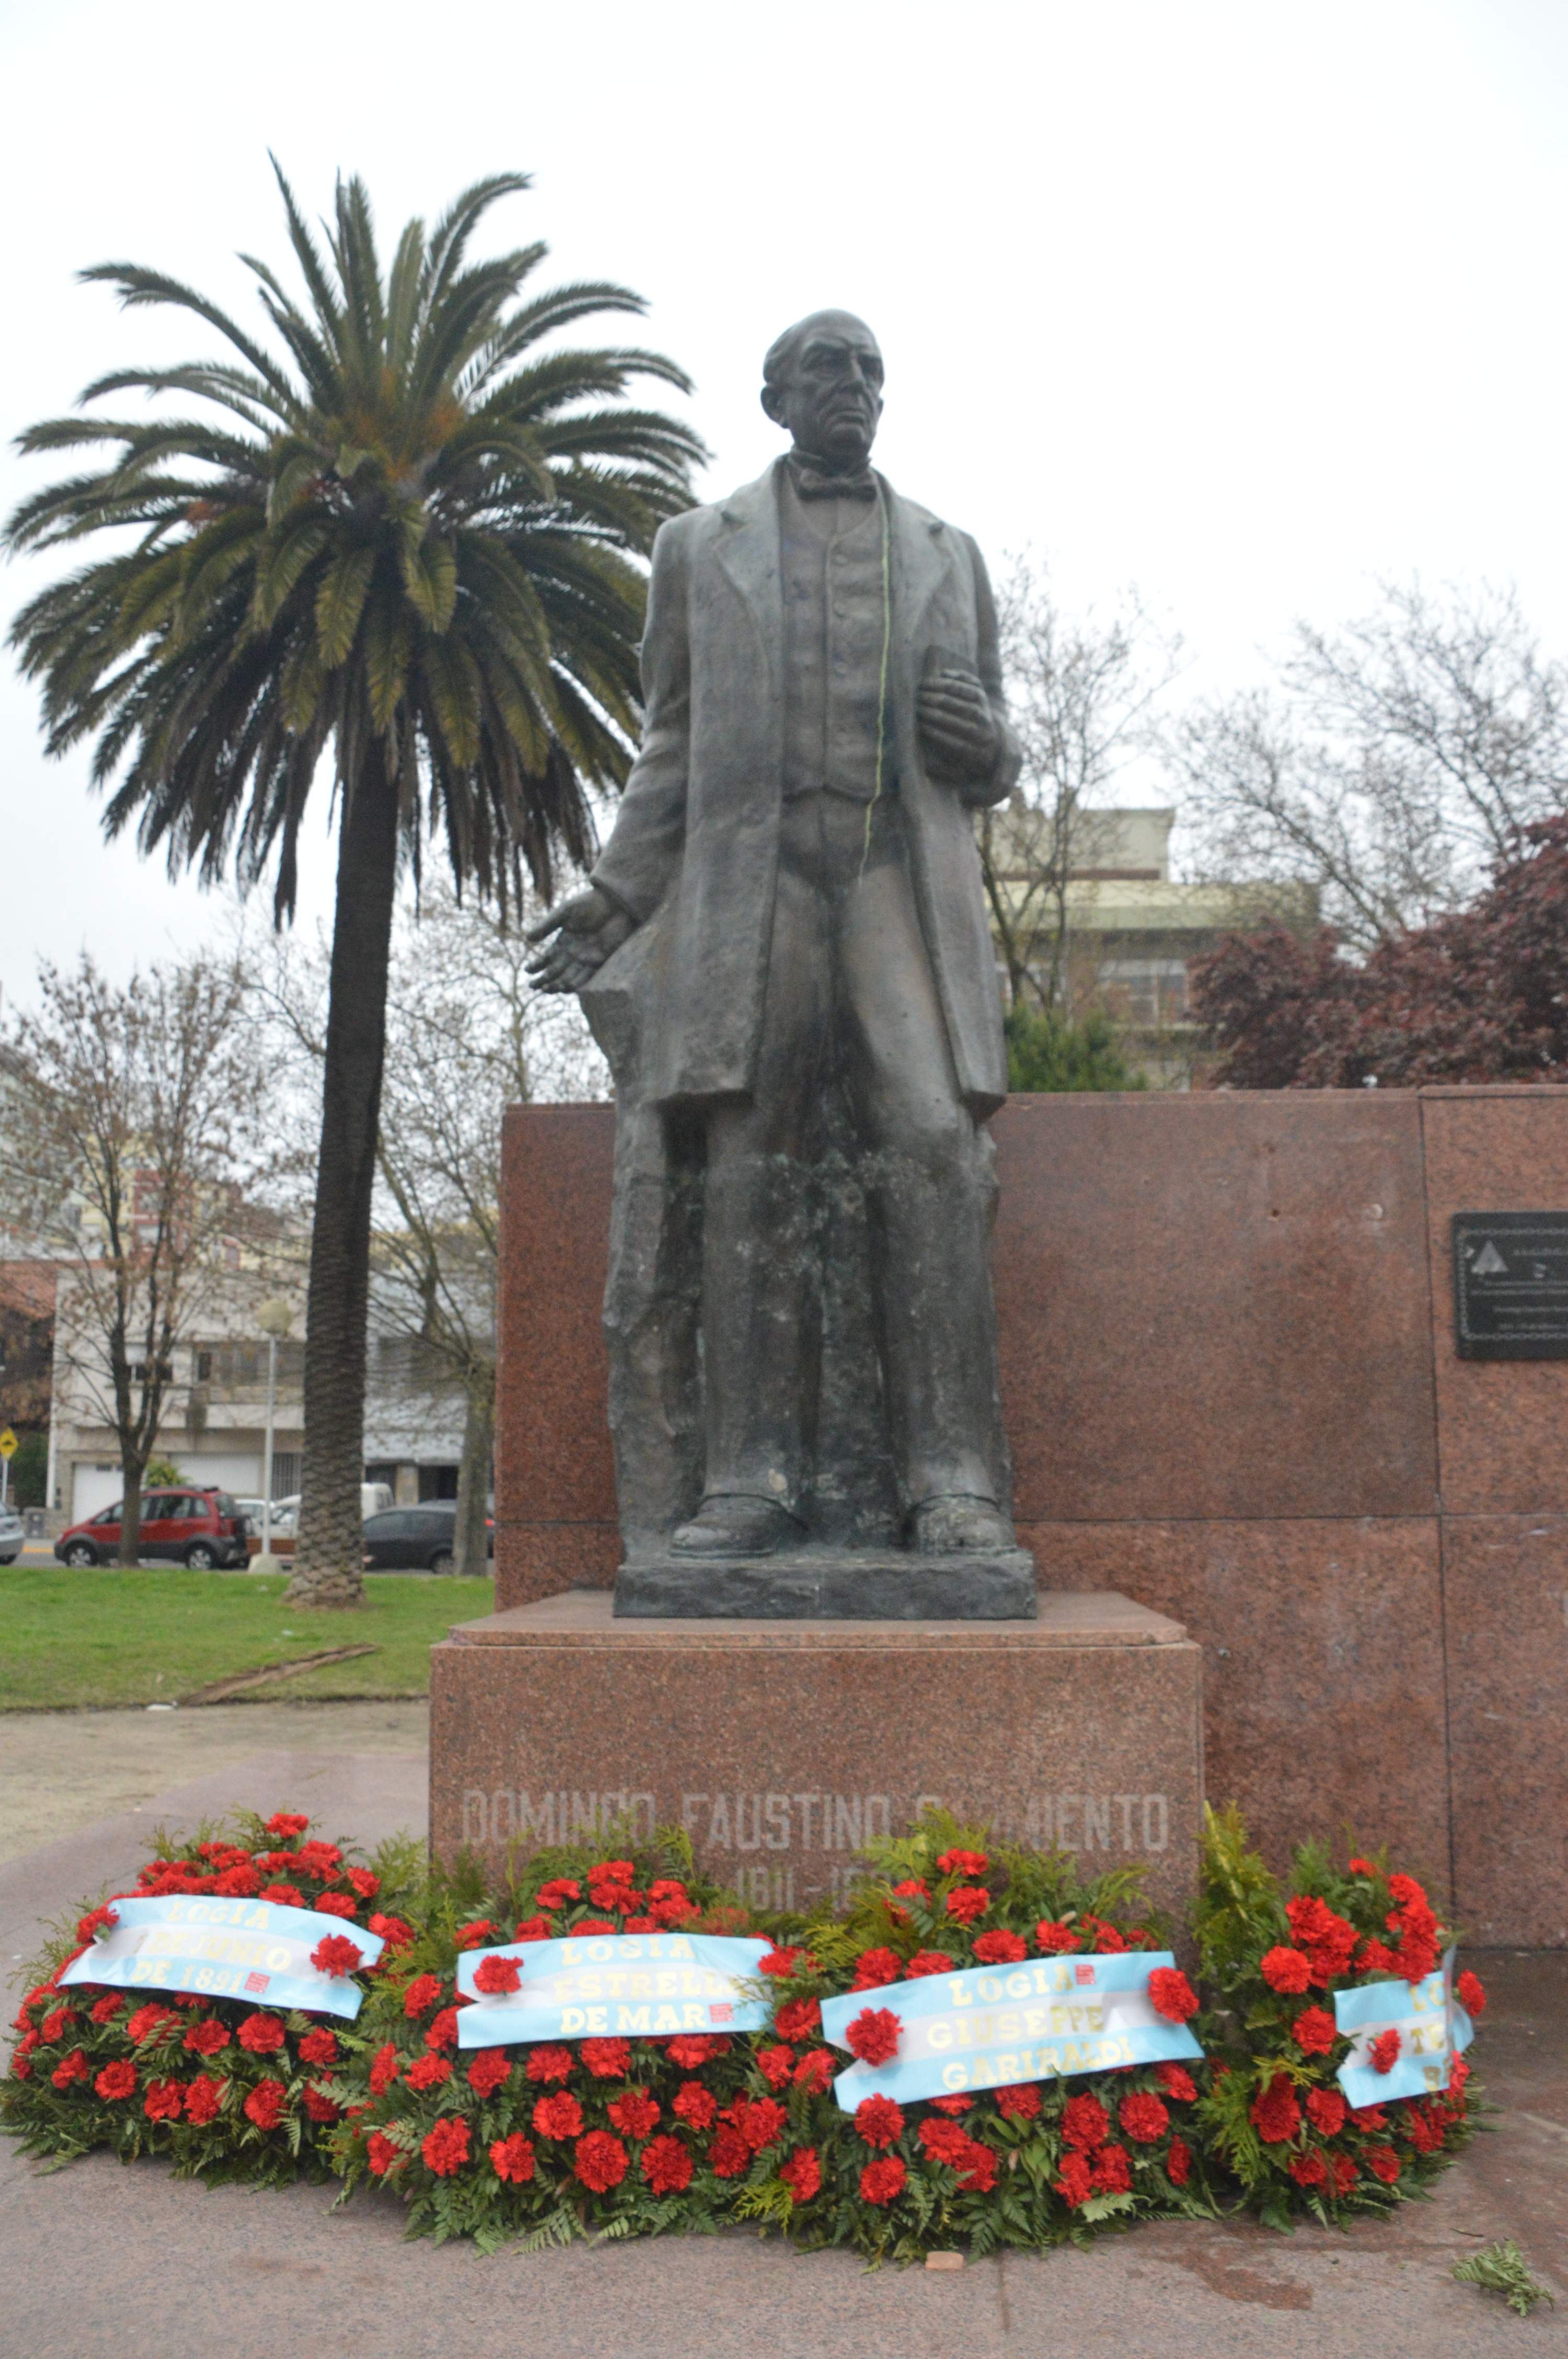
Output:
[0, 1708, 1562, 2356]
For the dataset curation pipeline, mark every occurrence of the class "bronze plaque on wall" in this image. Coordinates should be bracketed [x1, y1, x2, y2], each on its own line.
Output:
[1452, 1213, 1568, 1359]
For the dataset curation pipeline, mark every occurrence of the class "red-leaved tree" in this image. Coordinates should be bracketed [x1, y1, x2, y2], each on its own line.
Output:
[1190, 816, 1568, 1088]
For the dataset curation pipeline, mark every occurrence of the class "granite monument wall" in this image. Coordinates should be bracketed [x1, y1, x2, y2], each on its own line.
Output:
[494, 1086, 1568, 1945]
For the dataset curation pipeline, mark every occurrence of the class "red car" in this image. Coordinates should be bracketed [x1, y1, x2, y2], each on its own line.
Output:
[55, 1486, 251, 1570]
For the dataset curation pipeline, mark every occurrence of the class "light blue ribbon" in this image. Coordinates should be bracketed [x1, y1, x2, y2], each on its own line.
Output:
[57, 1895, 383, 2020]
[454, 1931, 773, 2049]
[1334, 1946, 1474, 2109]
[820, 1951, 1203, 2110]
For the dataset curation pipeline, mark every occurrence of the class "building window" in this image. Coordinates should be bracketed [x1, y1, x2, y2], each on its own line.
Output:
[1097, 959, 1191, 1026]
[269, 1452, 301, 1497]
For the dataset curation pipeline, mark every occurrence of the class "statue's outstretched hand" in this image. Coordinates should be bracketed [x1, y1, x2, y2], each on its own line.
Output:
[524, 886, 636, 994]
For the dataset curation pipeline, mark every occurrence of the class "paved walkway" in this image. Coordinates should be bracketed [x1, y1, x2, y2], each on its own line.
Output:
[0, 1707, 1561, 2356]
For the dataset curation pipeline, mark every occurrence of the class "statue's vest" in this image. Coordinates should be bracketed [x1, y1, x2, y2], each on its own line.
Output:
[779, 482, 888, 804]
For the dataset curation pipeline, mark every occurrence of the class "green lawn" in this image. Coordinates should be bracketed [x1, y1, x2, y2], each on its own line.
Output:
[0, 1567, 494, 1710]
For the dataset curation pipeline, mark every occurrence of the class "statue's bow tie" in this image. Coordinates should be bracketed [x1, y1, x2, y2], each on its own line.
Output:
[790, 460, 878, 502]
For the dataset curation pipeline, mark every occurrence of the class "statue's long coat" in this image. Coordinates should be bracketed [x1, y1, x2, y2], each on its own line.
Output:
[591, 458, 1021, 1117]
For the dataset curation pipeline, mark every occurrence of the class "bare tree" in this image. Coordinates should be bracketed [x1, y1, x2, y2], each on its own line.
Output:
[0, 955, 270, 1565]
[258, 884, 606, 1583]
[1173, 581, 1568, 952]
[978, 558, 1185, 1014]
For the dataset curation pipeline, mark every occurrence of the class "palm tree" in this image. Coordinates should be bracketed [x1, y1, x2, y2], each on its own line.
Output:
[7, 166, 701, 1605]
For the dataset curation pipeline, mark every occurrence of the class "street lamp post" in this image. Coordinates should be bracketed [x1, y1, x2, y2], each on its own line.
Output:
[256, 1298, 294, 1566]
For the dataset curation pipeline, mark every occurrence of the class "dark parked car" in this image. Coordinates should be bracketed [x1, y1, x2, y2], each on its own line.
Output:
[55, 1488, 250, 1570]
[361, 1504, 494, 1574]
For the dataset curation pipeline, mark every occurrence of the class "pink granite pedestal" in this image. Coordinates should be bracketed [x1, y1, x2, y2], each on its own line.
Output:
[430, 1589, 1203, 1925]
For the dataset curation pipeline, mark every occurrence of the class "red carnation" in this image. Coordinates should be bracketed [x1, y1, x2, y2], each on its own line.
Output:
[854, 2093, 905, 2149]
[996, 2082, 1042, 2121]
[90, 1996, 124, 2026]
[905, 1950, 959, 1979]
[259, 1883, 303, 1908]
[238, 2012, 285, 2055]
[572, 1919, 617, 1936]
[1305, 2086, 1346, 2136]
[1119, 2091, 1170, 2144]
[41, 2006, 75, 2043]
[1062, 2091, 1110, 2150]
[302, 2085, 340, 2125]
[455, 1918, 497, 1949]
[1036, 1920, 1079, 1954]
[1249, 2073, 1302, 2143]
[1331, 2152, 1358, 2195]
[424, 2008, 459, 2054]
[1289, 2149, 1327, 2188]
[213, 1863, 261, 1897]
[608, 2089, 661, 2139]
[757, 2044, 795, 2090]
[49, 2048, 88, 2091]
[1155, 2062, 1197, 2103]
[1091, 2143, 1132, 2193]
[758, 1945, 810, 1978]
[936, 1848, 989, 1876]
[1358, 1938, 1401, 1976]
[1167, 2136, 1192, 2186]
[1347, 1856, 1375, 1876]
[674, 2080, 717, 2129]
[709, 2122, 751, 2177]
[845, 2007, 901, 2066]
[665, 2034, 726, 2067]
[421, 2116, 470, 2177]
[918, 2117, 972, 2166]
[588, 1857, 635, 1883]
[183, 2074, 225, 2124]
[960, 2138, 997, 2193]
[126, 2003, 175, 2044]
[76, 1905, 119, 1943]
[779, 2145, 822, 2202]
[1457, 1969, 1486, 2017]
[581, 2037, 632, 2080]
[367, 1911, 414, 1951]
[346, 1866, 380, 1899]
[512, 1915, 552, 1944]
[533, 2090, 584, 2140]
[573, 2129, 628, 2192]
[472, 1954, 522, 1997]
[182, 2018, 229, 2056]
[402, 1974, 443, 2019]
[1369, 2029, 1401, 2075]
[776, 1996, 821, 2043]
[243, 2078, 286, 2130]
[310, 1933, 363, 1977]
[141, 2072, 182, 2118]
[640, 2133, 693, 2195]
[405, 2054, 452, 2092]
[1285, 1894, 1358, 1986]
[491, 2131, 536, 2184]
[1082, 1915, 1128, 1955]
[1055, 2149, 1092, 2208]
[264, 1812, 310, 1839]
[1351, 2102, 1388, 2129]
[1146, 1966, 1198, 2023]
[297, 2027, 337, 2067]
[313, 1891, 356, 1921]
[368, 2043, 401, 2095]
[526, 2043, 574, 2083]
[1365, 2144, 1400, 2183]
[1261, 1945, 1312, 1995]
[945, 1886, 989, 1925]
[736, 2097, 787, 2152]
[858, 2156, 907, 2206]
[535, 1877, 580, 1910]
[467, 2048, 511, 2098]
[366, 2131, 402, 2177]
[1292, 2006, 1336, 2057]
[973, 1929, 1027, 1965]
[787, 2051, 830, 2099]
[94, 2060, 137, 2101]
[851, 1945, 903, 1992]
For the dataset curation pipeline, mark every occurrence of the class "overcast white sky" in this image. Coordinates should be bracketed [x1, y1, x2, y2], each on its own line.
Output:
[4, 0, 1568, 1004]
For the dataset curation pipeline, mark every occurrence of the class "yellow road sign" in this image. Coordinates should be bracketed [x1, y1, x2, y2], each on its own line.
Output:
[0, 1430, 15, 1460]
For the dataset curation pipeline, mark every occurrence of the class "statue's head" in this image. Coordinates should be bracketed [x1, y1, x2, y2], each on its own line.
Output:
[761, 310, 883, 469]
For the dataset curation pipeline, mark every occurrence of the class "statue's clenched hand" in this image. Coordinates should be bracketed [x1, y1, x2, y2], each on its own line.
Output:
[525, 886, 636, 993]
[917, 668, 1000, 784]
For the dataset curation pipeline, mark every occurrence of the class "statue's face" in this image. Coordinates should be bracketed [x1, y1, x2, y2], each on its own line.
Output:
[763, 319, 884, 467]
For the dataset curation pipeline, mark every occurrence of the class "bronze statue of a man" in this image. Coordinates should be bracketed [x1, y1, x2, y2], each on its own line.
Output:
[529, 312, 1025, 1589]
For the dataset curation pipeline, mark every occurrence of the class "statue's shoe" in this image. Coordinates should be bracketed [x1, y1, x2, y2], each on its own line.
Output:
[910, 1494, 1014, 1554]
[670, 1495, 797, 1557]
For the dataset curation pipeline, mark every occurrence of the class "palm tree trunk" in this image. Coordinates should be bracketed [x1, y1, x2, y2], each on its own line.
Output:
[453, 1372, 494, 1581]
[286, 771, 399, 1607]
